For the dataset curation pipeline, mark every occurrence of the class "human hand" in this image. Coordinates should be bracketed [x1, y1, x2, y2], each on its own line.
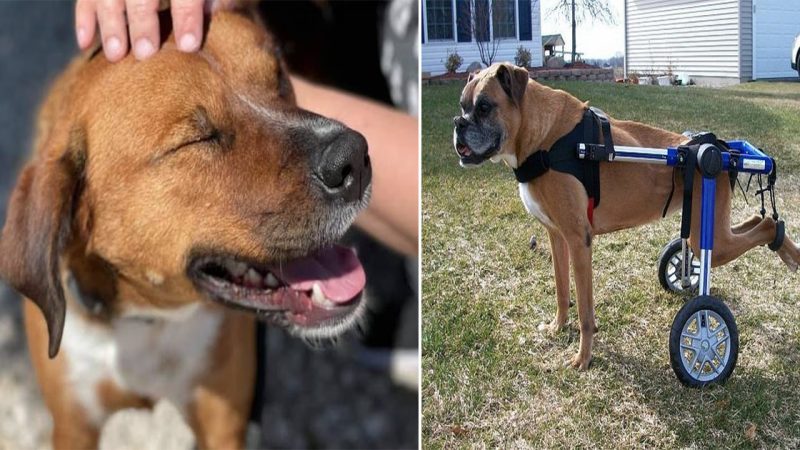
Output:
[75, 0, 235, 62]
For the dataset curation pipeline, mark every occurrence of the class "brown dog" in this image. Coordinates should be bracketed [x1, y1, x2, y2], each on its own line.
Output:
[453, 62, 800, 370]
[0, 11, 371, 449]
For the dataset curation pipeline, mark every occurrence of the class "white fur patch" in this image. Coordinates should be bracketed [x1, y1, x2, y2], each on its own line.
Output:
[61, 292, 222, 425]
[519, 182, 554, 228]
[61, 309, 121, 425]
[490, 153, 518, 168]
[145, 270, 165, 286]
[114, 305, 222, 410]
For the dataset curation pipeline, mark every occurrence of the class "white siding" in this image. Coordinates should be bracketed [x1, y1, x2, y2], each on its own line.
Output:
[421, 0, 543, 75]
[752, 0, 800, 79]
[740, 0, 752, 80]
[625, 0, 742, 80]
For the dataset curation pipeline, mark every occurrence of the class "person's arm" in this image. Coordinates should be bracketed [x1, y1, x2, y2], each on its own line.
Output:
[291, 76, 419, 257]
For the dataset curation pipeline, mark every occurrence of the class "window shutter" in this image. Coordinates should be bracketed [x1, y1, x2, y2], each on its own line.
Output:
[518, 0, 532, 41]
[422, 5, 426, 43]
[456, 0, 472, 42]
[476, 0, 490, 42]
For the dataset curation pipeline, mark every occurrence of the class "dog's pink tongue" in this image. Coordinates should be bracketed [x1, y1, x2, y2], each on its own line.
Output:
[273, 246, 365, 303]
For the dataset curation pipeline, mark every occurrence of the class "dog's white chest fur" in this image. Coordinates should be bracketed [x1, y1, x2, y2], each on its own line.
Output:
[61, 303, 222, 425]
[519, 182, 554, 228]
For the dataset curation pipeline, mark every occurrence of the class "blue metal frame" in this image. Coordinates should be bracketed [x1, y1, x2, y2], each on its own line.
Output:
[578, 140, 774, 295]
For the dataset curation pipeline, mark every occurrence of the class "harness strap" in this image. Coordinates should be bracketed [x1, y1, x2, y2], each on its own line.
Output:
[661, 168, 676, 218]
[769, 220, 785, 251]
[680, 147, 696, 240]
[583, 109, 601, 210]
[513, 150, 550, 183]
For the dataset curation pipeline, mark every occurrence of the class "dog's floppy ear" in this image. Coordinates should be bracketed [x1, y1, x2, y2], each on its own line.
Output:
[0, 130, 86, 358]
[466, 70, 480, 84]
[495, 63, 530, 106]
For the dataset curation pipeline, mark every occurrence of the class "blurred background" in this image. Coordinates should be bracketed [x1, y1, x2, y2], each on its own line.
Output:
[0, 1, 419, 449]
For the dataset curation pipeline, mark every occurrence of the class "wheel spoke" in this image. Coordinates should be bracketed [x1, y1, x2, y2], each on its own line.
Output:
[711, 323, 728, 341]
[689, 349, 701, 375]
[710, 345, 722, 362]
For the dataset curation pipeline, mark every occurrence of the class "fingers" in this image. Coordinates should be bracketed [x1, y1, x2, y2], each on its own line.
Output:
[171, 0, 204, 53]
[75, 0, 216, 61]
[96, 0, 129, 62]
[126, 0, 161, 60]
[75, 0, 98, 49]
[206, 0, 236, 13]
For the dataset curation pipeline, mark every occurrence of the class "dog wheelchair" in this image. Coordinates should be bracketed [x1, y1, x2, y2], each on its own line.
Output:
[577, 132, 784, 387]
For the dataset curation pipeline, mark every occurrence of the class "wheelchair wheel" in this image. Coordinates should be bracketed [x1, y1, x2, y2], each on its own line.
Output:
[669, 295, 738, 387]
[658, 237, 700, 293]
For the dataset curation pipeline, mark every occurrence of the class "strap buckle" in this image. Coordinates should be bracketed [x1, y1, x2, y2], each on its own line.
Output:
[578, 143, 615, 162]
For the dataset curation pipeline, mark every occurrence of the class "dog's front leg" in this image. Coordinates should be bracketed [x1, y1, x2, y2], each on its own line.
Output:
[567, 232, 595, 370]
[546, 228, 570, 333]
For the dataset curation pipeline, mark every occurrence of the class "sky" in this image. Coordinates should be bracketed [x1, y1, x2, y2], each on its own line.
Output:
[538, 0, 625, 60]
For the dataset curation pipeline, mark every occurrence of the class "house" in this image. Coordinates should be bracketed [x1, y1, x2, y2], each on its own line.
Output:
[421, 0, 543, 75]
[542, 34, 565, 58]
[624, 0, 800, 86]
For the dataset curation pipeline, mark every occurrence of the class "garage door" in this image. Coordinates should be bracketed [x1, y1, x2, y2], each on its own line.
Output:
[753, 0, 800, 79]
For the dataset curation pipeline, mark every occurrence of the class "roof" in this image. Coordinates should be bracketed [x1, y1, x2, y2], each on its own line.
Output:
[542, 34, 565, 47]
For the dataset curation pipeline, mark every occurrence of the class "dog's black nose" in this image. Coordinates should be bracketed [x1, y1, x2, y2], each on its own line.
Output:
[454, 116, 469, 130]
[312, 129, 371, 202]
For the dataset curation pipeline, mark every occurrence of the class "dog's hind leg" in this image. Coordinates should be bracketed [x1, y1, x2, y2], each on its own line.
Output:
[776, 234, 800, 272]
[690, 180, 799, 271]
[731, 214, 763, 234]
[546, 229, 570, 333]
[730, 215, 799, 271]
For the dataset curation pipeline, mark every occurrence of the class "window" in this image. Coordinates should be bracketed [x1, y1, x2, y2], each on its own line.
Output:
[426, 0, 454, 41]
[492, 0, 516, 39]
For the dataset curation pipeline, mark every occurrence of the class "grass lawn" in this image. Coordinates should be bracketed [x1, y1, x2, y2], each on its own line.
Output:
[422, 81, 800, 448]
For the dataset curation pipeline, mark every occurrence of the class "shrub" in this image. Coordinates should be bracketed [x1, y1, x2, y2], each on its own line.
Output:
[444, 49, 463, 74]
[514, 46, 532, 68]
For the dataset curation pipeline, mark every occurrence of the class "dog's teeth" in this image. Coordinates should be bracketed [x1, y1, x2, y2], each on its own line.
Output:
[265, 273, 280, 288]
[310, 283, 332, 308]
[226, 261, 248, 277]
[244, 268, 263, 288]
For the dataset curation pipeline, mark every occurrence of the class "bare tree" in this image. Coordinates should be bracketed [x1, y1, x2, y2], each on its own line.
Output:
[463, 0, 517, 67]
[550, 0, 614, 63]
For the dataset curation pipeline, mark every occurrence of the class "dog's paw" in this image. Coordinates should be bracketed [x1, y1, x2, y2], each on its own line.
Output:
[538, 317, 567, 334]
[777, 250, 799, 272]
[567, 353, 592, 371]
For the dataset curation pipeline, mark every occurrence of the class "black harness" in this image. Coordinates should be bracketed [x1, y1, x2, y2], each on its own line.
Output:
[513, 107, 614, 222]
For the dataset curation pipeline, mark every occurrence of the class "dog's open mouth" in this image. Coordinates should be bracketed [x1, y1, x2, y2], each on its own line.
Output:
[455, 141, 499, 165]
[189, 245, 365, 328]
[456, 143, 473, 157]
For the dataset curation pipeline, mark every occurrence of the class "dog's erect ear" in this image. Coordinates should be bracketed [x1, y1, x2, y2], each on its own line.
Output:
[0, 131, 86, 358]
[495, 63, 530, 106]
[467, 70, 480, 84]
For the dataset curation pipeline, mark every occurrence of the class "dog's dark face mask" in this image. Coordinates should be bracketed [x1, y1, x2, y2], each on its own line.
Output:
[453, 92, 503, 166]
[453, 63, 529, 167]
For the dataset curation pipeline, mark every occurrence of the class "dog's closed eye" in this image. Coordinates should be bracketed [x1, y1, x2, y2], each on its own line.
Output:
[153, 106, 233, 161]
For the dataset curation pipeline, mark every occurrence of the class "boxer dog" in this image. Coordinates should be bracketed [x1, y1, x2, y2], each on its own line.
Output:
[453, 62, 800, 370]
[0, 11, 370, 449]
